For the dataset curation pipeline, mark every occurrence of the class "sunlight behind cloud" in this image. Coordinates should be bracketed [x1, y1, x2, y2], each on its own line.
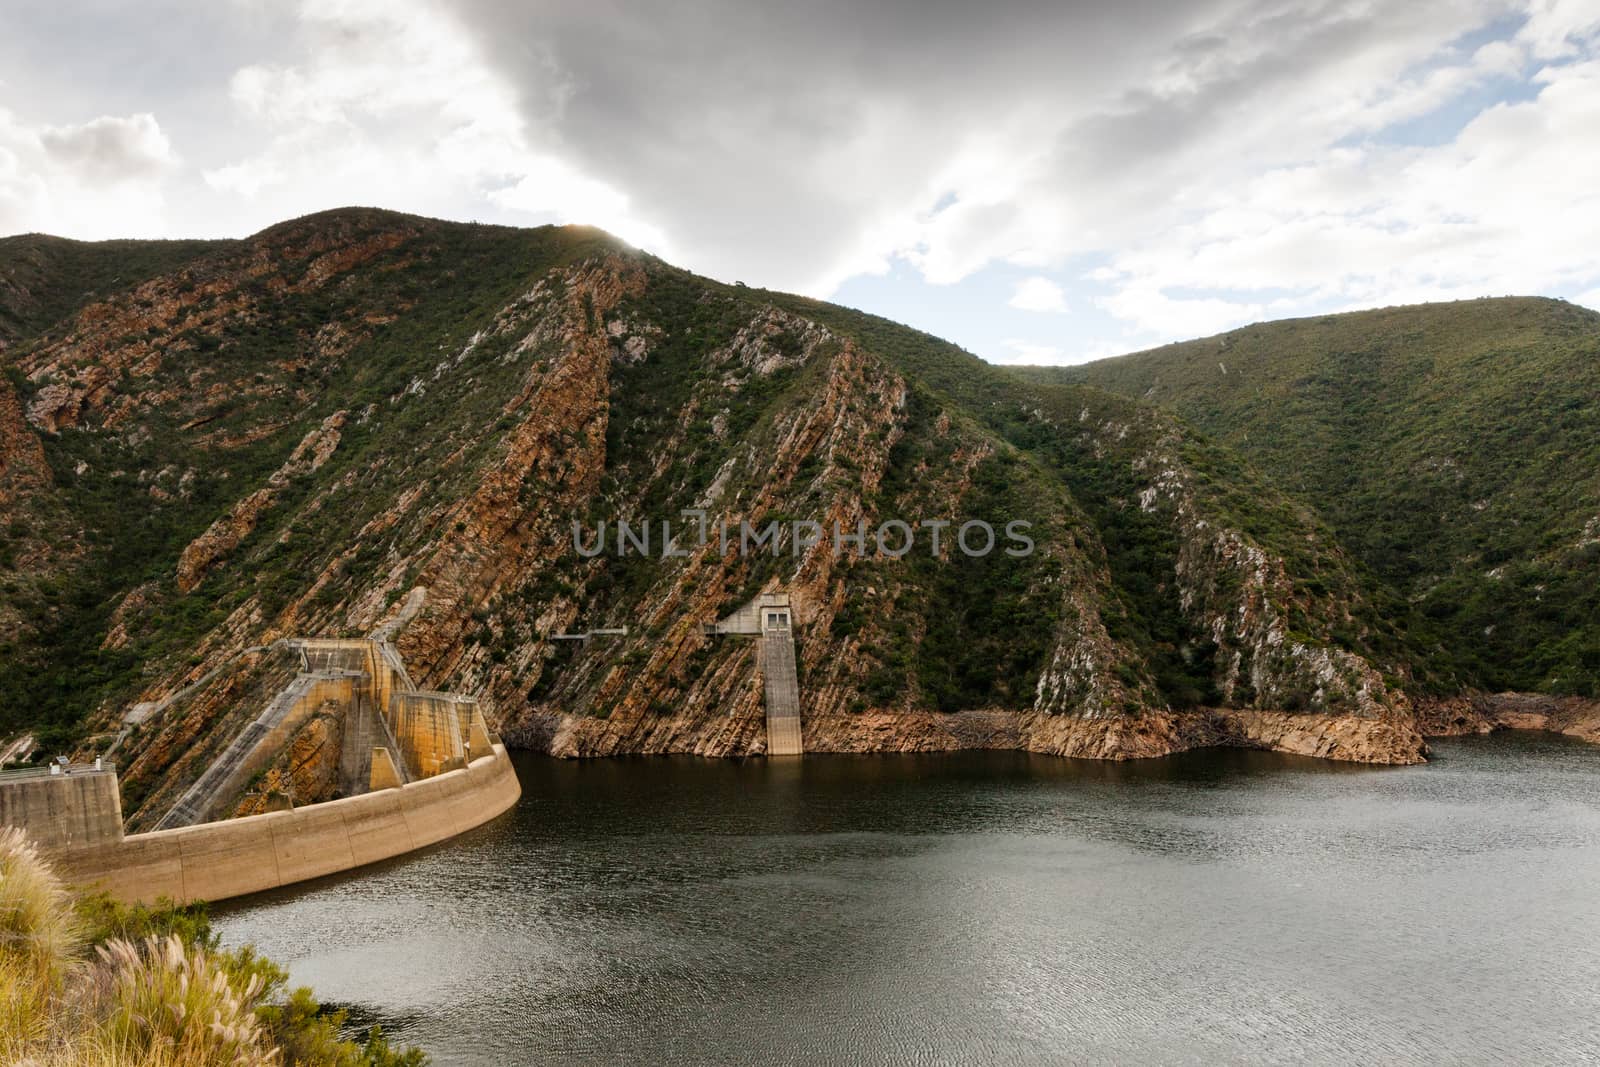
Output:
[199, 0, 670, 252]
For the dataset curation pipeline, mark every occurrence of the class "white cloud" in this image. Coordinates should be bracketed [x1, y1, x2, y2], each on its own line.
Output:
[0, 108, 176, 238]
[199, 0, 667, 253]
[39, 113, 174, 181]
[1008, 276, 1069, 313]
[853, 0, 1529, 296]
[1517, 0, 1600, 59]
[1097, 284, 1266, 342]
[4, 0, 1599, 358]
[1089, 53, 1600, 337]
[462, 0, 1405, 293]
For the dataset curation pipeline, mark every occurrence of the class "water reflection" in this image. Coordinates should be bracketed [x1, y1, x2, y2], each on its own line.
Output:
[215, 736, 1600, 1064]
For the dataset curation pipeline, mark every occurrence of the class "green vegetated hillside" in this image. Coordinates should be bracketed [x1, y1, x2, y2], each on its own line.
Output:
[762, 292, 1435, 698]
[0, 207, 1573, 775]
[0, 233, 234, 346]
[1013, 298, 1600, 695]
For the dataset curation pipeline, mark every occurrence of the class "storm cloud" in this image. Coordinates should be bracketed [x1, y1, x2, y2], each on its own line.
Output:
[2, 0, 1598, 359]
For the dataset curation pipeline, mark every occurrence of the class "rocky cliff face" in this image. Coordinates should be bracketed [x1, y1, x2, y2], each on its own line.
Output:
[0, 209, 1472, 791]
[0, 361, 63, 640]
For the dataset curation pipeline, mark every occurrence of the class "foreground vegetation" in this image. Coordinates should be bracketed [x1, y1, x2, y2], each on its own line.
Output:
[0, 828, 425, 1066]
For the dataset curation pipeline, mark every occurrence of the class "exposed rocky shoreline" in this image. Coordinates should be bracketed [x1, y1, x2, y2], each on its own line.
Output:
[1414, 692, 1600, 746]
[506, 701, 1433, 765]
[506, 692, 1600, 766]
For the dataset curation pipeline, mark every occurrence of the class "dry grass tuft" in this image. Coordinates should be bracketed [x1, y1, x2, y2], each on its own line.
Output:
[1, 826, 81, 1061]
[1, 830, 279, 1065]
[0, 826, 80, 967]
[86, 934, 278, 1066]
[0, 828, 422, 1065]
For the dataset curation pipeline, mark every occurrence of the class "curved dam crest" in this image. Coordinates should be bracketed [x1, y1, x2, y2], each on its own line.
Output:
[49, 743, 519, 906]
[2, 597, 522, 905]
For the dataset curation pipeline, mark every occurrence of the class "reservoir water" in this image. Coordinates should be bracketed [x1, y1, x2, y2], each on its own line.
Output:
[213, 735, 1600, 1064]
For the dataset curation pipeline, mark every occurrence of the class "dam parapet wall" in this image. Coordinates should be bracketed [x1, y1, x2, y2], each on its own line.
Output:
[43, 744, 519, 906]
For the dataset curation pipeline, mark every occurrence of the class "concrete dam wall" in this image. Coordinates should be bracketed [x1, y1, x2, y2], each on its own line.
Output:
[150, 634, 483, 831]
[4, 615, 522, 905]
[0, 765, 124, 851]
[50, 744, 520, 906]
[154, 671, 362, 830]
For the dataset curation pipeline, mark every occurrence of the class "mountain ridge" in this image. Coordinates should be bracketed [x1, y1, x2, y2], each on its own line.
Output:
[0, 208, 1589, 815]
[1012, 295, 1600, 696]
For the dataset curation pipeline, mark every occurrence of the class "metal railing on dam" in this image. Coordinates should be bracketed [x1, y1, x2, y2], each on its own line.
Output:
[0, 761, 114, 783]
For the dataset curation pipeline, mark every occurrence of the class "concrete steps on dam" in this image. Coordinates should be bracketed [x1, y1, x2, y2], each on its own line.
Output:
[711, 591, 806, 756]
[155, 628, 467, 830]
[759, 630, 804, 756]
[154, 670, 361, 830]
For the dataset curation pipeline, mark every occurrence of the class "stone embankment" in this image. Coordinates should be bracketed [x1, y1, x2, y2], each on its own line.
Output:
[766, 706, 1428, 764]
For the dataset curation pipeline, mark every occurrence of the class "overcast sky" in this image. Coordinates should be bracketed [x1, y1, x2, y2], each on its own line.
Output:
[2, 1, 1598, 363]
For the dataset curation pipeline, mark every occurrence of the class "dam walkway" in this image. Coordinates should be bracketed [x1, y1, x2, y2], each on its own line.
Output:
[759, 629, 803, 756]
